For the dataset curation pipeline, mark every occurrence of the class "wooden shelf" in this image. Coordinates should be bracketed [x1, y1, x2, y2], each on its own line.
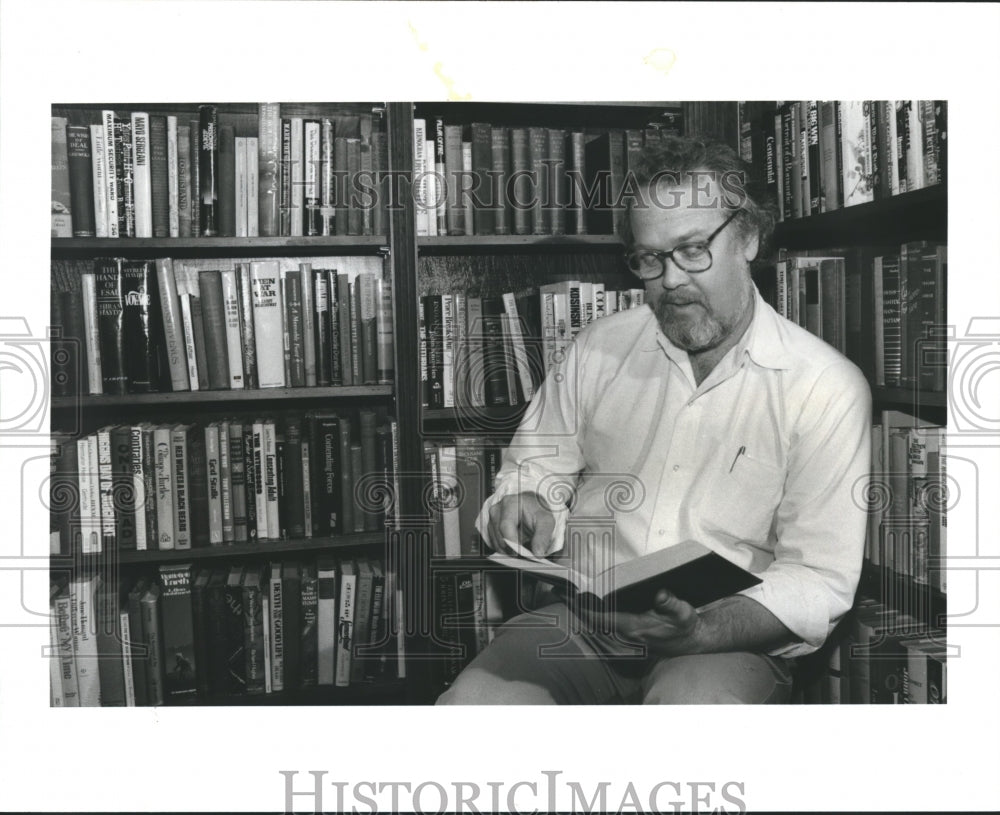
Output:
[58, 532, 388, 565]
[52, 385, 393, 411]
[422, 403, 527, 434]
[51, 235, 388, 259]
[773, 185, 946, 250]
[418, 234, 623, 253]
[161, 678, 406, 707]
[873, 387, 946, 409]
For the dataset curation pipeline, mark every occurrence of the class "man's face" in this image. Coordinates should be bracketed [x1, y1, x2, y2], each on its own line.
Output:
[630, 177, 758, 353]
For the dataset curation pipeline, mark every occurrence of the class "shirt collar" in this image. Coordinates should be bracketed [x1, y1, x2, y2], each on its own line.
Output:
[645, 287, 793, 371]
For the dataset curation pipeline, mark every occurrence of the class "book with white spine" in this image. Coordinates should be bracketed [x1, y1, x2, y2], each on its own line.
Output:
[101, 110, 120, 238]
[166, 115, 179, 237]
[89, 124, 109, 237]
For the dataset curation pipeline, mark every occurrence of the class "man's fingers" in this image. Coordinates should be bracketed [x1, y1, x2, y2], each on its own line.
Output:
[529, 509, 555, 555]
[653, 589, 697, 627]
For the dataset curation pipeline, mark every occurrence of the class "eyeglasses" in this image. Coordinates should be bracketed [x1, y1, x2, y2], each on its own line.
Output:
[625, 209, 741, 279]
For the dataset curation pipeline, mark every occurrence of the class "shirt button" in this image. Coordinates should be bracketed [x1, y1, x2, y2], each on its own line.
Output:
[672, 464, 680, 472]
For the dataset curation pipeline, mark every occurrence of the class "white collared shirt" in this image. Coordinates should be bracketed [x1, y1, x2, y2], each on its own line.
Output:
[477, 289, 872, 657]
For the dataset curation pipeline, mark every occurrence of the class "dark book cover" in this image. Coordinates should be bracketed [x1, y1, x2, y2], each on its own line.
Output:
[198, 105, 218, 236]
[346, 137, 362, 236]
[349, 558, 376, 683]
[514, 288, 544, 393]
[279, 118, 292, 236]
[326, 269, 343, 385]
[242, 566, 266, 695]
[49, 434, 79, 556]
[779, 103, 795, 220]
[190, 568, 212, 699]
[149, 115, 169, 237]
[52, 288, 85, 398]
[223, 565, 246, 695]
[95, 258, 127, 395]
[509, 127, 530, 236]
[159, 562, 197, 700]
[66, 124, 95, 236]
[469, 122, 494, 236]
[300, 562, 319, 687]
[453, 570, 480, 670]
[491, 125, 512, 235]
[282, 415, 306, 539]
[95, 579, 127, 706]
[422, 295, 444, 409]
[283, 270, 306, 387]
[229, 422, 248, 542]
[197, 270, 231, 390]
[242, 424, 258, 542]
[363, 561, 387, 681]
[121, 260, 163, 393]
[359, 409, 378, 532]
[454, 438, 486, 557]
[126, 578, 150, 706]
[374, 423, 392, 531]
[480, 297, 509, 407]
[337, 272, 353, 386]
[371, 114, 389, 237]
[281, 561, 302, 691]
[110, 425, 137, 550]
[236, 264, 258, 390]
[186, 423, 210, 548]
[205, 568, 230, 697]
[313, 269, 332, 387]
[548, 129, 568, 236]
[139, 583, 165, 705]
[217, 125, 236, 237]
[334, 136, 349, 236]
[339, 416, 355, 534]
[114, 118, 135, 238]
[527, 127, 549, 235]
[582, 131, 627, 236]
[359, 273, 378, 386]
[433, 570, 463, 686]
[189, 294, 210, 391]
[188, 120, 201, 238]
[308, 411, 341, 536]
[304, 119, 322, 236]
[806, 102, 821, 215]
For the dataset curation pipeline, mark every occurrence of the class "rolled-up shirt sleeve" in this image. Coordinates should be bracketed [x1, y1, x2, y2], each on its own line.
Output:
[475, 333, 591, 558]
[741, 360, 872, 658]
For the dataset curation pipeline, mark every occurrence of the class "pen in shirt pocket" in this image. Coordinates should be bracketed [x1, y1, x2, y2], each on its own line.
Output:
[728, 445, 746, 473]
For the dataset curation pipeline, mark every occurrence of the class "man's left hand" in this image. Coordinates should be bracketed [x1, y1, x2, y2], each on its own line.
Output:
[602, 589, 700, 657]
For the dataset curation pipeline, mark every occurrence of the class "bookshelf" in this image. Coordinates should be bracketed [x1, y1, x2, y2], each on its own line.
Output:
[50, 98, 946, 708]
[49, 100, 411, 707]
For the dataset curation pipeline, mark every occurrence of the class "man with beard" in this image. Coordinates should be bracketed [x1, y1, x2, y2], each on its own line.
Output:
[436, 137, 871, 705]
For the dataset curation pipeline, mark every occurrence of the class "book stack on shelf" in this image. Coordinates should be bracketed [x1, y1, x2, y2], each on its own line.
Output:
[48, 555, 404, 707]
[51, 104, 388, 240]
[737, 100, 946, 219]
[412, 106, 682, 239]
[49, 408, 398, 558]
[50, 254, 393, 399]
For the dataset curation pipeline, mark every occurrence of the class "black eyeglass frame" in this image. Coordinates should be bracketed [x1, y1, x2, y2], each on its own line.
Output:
[624, 208, 742, 280]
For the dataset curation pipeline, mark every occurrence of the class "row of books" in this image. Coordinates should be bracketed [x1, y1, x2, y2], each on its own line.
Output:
[770, 240, 946, 392]
[49, 557, 403, 706]
[869, 411, 946, 594]
[419, 284, 647, 410]
[411, 114, 680, 238]
[49, 411, 399, 555]
[51, 105, 387, 239]
[737, 101, 946, 219]
[51, 255, 392, 397]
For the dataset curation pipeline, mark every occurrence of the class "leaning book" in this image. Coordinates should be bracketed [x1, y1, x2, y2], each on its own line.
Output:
[487, 539, 761, 612]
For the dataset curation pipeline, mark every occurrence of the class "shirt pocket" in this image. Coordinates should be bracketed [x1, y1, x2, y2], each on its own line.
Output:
[698, 452, 785, 544]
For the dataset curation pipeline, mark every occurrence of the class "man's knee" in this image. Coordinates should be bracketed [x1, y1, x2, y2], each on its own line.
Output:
[641, 652, 791, 705]
[435, 667, 556, 705]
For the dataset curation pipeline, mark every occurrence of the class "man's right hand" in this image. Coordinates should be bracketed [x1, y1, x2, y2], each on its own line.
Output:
[486, 491, 558, 556]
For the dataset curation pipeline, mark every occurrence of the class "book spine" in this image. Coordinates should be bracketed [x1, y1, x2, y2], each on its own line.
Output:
[188, 121, 200, 237]
[204, 425, 223, 545]
[121, 260, 160, 393]
[152, 427, 174, 550]
[246, 136, 258, 236]
[101, 110, 120, 238]
[337, 273, 353, 386]
[300, 567, 318, 687]
[548, 128, 567, 235]
[237, 264, 258, 390]
[95, 259, 126, 395]
[299, 263, 317, 386]
[234, 137, 247, 237]
[282, 270, 306, 387]
[177, 123, 192, 237]
[197, 271, 231, 389]
[314, 270, 331, 386]
[54, 590, 79, 705]
[244, 425, 259, 542]
[281, 565, 302, 691]
[339, 418, 355, 534]
[223, 570, 246, 695]
[243, 574, 266, 695]
[89, 125, 109, 237]
[317, 560, 337, 685]
[250, 261, 286, 388]
[117, 117, 135, 237]
[197, 105, 218, 235]
[263, 421, 280, 540]
[470, 122, 494, 236]
[171, 426, 192, 549]
[110, 426, 137, 550]
[253, 104, 278, 237]
[444, 124, 465, 235]
[376, 274, 394, 385]
[154, 259, 189, 391]
[228, 423, 247, 542]
[148, 116, 169, 237]
[166, 115, 179, 237]
[220, 270, 245, 389]
[289, 118, 304, 237]
[159, 565, 198, 700]
[215, 124, 234, 236]
[66, 123, 95, 237]
[140, 587, 165, 705]
[335, 565, 357, 687]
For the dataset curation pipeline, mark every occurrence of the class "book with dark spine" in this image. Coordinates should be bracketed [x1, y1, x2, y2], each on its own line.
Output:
[188, 120, 200, 237]
[242, 424, 258, 542]
[217, 125, 236, 236]
[95, 258, 126, 395]
[198, 270, 231, 390]
[282, 270, 305, 387]
[223, 565, 246, 695]
[229, 422, 248, 542]
[148, 115, 169, 237]
[186, 422, 210, 548]
[300, 562, 319, 687]
[349, 559, 376, 683]
[339, 416, 355, 534]
[242, 566, 266, 695]
[236, 263, 258, 390]
[110, 425, 137, 550]
[121, 260, 162, 393]
[314, 270, 332, 386]
[125, 578, 149, 706]
[281, 561, 302, 691]
[159, 563, 197, 700]
[548, 128, 567, 235]
[139, 583, 165, 705]
[258, 102, 280, 237]
[282, 415, 306, 539]
[66, 124, 96, 236]
[95, 579, 126, 706]
[197, 105, 218, 235]
[114, 118, 135, 237]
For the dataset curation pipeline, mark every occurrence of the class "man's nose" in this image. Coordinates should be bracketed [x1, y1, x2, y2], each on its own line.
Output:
[659, 256, 693, 289]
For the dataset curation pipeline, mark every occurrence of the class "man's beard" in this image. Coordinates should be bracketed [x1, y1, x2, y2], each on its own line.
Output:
[652, 282, 753, 353]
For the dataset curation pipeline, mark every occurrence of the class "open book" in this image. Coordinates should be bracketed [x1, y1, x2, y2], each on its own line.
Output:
[488, 539, 761, 612]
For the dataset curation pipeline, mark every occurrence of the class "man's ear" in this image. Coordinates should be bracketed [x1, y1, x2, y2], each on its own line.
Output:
[742, 231, 760, 262]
